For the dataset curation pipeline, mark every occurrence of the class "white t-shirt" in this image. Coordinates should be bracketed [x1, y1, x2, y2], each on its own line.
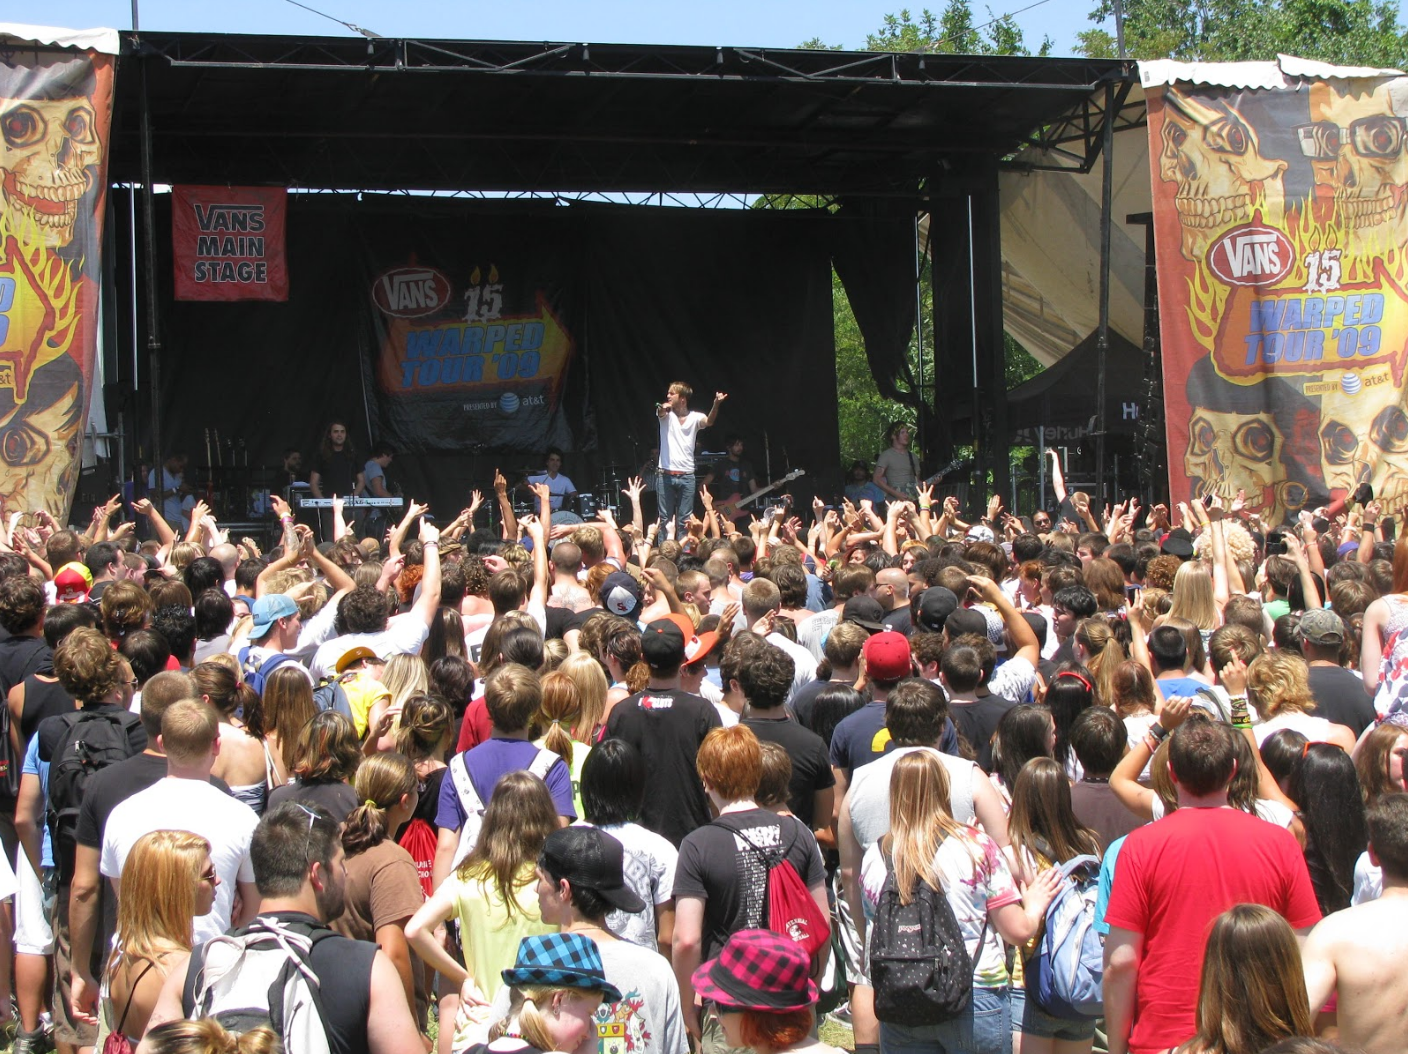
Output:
[594, 939, 689, 1054]
[594, 821, 679, 951]
[659, 410, 707, 473]
[526, 472, 576, 510]
[100, 778, 258, 944]
[309, 614, 431, 680]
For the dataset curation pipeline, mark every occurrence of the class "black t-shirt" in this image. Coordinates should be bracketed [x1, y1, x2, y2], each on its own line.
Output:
[950, 697, 1016, 774]
[709, 457, 757, 505]
[674, 809, 826, 962]
[1306, 665, 1376, 736]
[741, 717, 835, 828]
[787, 677, 835, 733]
[882, 607, 913, 637]
[0, 635, 51, 698]
[183, 912, 376, 1054]
[313, 449, 359, 497]
[603, 687, 721, 846]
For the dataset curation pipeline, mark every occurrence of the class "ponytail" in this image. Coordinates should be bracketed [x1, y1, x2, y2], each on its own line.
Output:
[538, 671, 583, 767]
[343, 751, 417, 857]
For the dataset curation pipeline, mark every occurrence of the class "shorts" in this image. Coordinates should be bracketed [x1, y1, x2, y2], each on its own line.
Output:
[13, 851, 54, 956]
[1009, 985, 1098, 1041]
[53, 883, 98, 1046]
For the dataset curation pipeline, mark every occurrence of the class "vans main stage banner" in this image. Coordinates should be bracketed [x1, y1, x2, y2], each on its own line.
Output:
[1148, 58, 1408, 525]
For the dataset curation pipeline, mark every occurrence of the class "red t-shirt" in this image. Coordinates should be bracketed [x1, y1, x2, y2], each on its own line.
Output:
[1104, 806, 1321, 1054]
[454, 696, 491, 753]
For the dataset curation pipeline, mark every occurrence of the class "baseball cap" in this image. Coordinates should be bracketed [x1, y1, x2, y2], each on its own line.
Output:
[944, 607, 989, 641]
[641, 618, 686, 668]
[965, 524, 996, 544]
[1300, 608, 1345, 646]
[248, 593, 299, 640]
[539, 827, 646, 914]
[601, 571, 643, 621]
[863, 630, 912, 681]
[53, 562, 92, 604]
[662, 612, 719, 666]
[915, 586, 958, 632]
[336, 646, 385, 675]
[842, 596, 887, 634]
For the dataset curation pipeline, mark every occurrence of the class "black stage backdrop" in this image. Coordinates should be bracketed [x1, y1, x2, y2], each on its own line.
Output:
[142, 195, 839, 518]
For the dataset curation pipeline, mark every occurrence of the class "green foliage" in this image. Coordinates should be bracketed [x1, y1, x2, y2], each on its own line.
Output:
[1078, 0, 1408, 63]
[863, 4, 1041, 55]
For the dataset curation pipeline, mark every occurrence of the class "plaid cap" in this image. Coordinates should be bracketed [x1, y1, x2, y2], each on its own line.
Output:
[501, 932, 622, 1002]
[691, 929, 817, 1012]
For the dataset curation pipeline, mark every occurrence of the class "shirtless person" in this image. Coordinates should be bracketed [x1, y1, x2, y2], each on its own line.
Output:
[1303, 792, 1408, 1054]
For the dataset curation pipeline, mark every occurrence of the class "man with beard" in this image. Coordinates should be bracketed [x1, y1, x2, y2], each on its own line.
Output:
[145, 799, 421, 1054]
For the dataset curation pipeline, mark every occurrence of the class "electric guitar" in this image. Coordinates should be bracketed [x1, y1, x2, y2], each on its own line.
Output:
[716, 469, 806, 521]
[917, 457, 970, 491]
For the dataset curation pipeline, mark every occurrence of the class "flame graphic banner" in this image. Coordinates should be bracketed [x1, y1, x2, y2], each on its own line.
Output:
[1149, 74, 1408, 524]
[0, 49, 113, 521]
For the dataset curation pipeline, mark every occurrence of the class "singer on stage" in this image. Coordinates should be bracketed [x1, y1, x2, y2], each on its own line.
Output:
[655, 382, 726, 537]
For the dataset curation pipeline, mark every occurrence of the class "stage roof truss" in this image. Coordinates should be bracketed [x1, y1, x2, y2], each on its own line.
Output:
[1012, 79, 1146, 173]
[111, 32, 1130, 198]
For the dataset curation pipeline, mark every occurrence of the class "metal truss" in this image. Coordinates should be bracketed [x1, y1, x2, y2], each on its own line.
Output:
[1010, 74, 1146, 173]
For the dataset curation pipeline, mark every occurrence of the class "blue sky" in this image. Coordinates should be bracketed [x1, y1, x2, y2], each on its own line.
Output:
[42, 0, 1105, 57]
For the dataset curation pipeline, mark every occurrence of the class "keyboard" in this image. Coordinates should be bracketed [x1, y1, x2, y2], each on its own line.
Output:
[297, 497, 405, 509]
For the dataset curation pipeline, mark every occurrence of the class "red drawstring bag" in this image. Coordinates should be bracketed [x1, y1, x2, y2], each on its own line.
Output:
[399, 817, 438, 897]
[722, 823, 831, 959]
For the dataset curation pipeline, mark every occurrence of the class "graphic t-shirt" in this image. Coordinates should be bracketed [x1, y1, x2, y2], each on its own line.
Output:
[860, 825, 1020, 987]
[673, 808, 825, 962]
[593, 939, 689, 1054]
[592, 821, 678, 950]
[604, 688, 721, 846]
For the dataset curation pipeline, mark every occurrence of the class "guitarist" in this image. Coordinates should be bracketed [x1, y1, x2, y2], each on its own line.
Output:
[703, 434, 759, 526]
[873, 421, 920, 502]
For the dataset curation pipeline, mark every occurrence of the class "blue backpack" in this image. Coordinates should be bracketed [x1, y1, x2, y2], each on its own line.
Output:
[238, 647, 297, 697]
[1028, 855, 1104, 1019]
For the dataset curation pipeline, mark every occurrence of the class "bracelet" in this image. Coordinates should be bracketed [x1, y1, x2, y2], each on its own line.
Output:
[1148, 722, 1170, 742]
[279, 515, 292, 524]
[919, 503, 932, 511]
[423, 540, 439, 547]
[1364, 523, 1377, 530]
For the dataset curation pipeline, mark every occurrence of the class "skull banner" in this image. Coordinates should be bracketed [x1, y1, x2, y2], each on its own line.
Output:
[0, 47, 113, 521]
[1149, 61, 1408, 525]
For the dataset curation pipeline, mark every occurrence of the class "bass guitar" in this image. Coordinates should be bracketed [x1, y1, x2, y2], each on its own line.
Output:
[716, 468, 806, 521]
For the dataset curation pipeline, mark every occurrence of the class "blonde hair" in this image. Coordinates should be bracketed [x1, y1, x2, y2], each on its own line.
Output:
[493, 986, 605, 1051]
[344, 751, 418, 857]
[379, 653, 429, 741]
[1074, 617, 1124, 706]
[1248, 651, 1316, 719]
[108, 830, 210, 975]
[1167, 561, 1219, 631]
[538, 670, 584, 768]
[885, 751, 967, 904]
[142, 1019, 279, 1054]
[558, 653, 608, 742]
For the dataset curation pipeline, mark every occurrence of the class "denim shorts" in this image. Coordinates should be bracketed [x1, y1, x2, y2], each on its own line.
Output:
[1009, 985, 1098, 1041]
[879, 985, 1010, 1054]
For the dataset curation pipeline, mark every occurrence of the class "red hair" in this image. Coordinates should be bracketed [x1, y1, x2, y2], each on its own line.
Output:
[738, 1008, 812, 1050]
[696, 725, 761, 800]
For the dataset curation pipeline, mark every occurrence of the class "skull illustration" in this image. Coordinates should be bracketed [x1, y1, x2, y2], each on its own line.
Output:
[1319, 382, 1408, 513]
[1185, 406, 1289, 521]
[1304, 81, 1408, 257]
[1159, 89, 1288, 262]
[0, 95, 102, 248]
[0, 354, 83, 521]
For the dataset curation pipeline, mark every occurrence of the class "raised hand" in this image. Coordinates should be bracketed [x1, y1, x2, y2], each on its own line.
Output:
[713, 391, 729, 405]
[623, 476, 645, 501]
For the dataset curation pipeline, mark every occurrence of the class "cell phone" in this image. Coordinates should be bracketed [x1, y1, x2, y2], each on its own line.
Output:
[1266, 529, 1287, 556]
[1385, 518, 1397, 542]
[1201, 493, 1215, 508]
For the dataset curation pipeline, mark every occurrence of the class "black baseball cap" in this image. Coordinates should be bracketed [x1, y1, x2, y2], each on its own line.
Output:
[641, 618, 686, 668]
[540, 827, 646, 913]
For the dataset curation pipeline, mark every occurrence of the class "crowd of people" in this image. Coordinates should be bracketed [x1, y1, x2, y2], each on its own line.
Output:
[0, 411, 1400, 1054]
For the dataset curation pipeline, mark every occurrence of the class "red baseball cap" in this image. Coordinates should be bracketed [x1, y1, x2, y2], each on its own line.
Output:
[863, 630, 912, 681]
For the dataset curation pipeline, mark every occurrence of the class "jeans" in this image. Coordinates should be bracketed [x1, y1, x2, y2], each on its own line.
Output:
[656, 470, 695, 536]
[879, 986, 1010, 1054]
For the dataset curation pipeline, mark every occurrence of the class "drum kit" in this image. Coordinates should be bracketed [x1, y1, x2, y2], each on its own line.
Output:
[507, 461, 632, 521]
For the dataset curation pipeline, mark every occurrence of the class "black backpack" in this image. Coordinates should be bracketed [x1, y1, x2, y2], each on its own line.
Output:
[868, 852, 981, 1026]
[45, 711, 140, 868]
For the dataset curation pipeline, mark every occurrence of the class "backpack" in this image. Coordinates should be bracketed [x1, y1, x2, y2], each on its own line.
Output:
[868, 852, 978, 1027]
[46, 711, 141, 870]
[399, 817, 438, 897]
[191, 916, 335, 1054]
[449, 746, 558, 866]
[725, 823, 831, 959]
[1028, 854, 1105, 1019]
[238, 647, 296, 697]
[311, 672, 356, 723]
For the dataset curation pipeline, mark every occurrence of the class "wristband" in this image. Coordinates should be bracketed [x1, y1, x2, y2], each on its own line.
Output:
[280, 515, 293, 524]
[1148, 722, 1170, 742]
[423, 540, 439, 548]
[1364, 522, 1377, 530]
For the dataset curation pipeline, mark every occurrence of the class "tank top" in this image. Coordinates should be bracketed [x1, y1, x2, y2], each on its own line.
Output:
[19, 675, 75, 746]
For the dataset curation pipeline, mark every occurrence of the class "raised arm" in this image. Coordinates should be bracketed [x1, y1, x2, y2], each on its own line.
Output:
[494, 468, 518, 542]
[410, 517, 442, 626]
[623, 476, 645, 538]
[388, 499, 427, 561]
[970, 573, 1039, 670]
[1046, 447, 1067, 504]
[703, 391, 727, 429]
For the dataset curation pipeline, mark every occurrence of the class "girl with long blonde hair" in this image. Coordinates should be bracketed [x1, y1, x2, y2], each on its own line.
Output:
[1073, 618, 1124, 708]
[535, 670, 592, 816]
[1165, 560, 1220, 633]
[557, 652, 608, 742]
[860, 751, 1060, 1054]
[366, 652, 429, 753]
[101, 831, 216, 1046]
[244, 665, 317, 786]
[405, 771, 560, 1051]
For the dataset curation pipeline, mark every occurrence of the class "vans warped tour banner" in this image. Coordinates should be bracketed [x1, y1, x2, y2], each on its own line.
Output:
[1147, 57, 1408, 525]
[0, 45, 113, 520]
[363, 210, 578, 452]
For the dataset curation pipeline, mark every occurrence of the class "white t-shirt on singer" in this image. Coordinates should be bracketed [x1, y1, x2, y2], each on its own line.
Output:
[659, 411, 707, 473]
